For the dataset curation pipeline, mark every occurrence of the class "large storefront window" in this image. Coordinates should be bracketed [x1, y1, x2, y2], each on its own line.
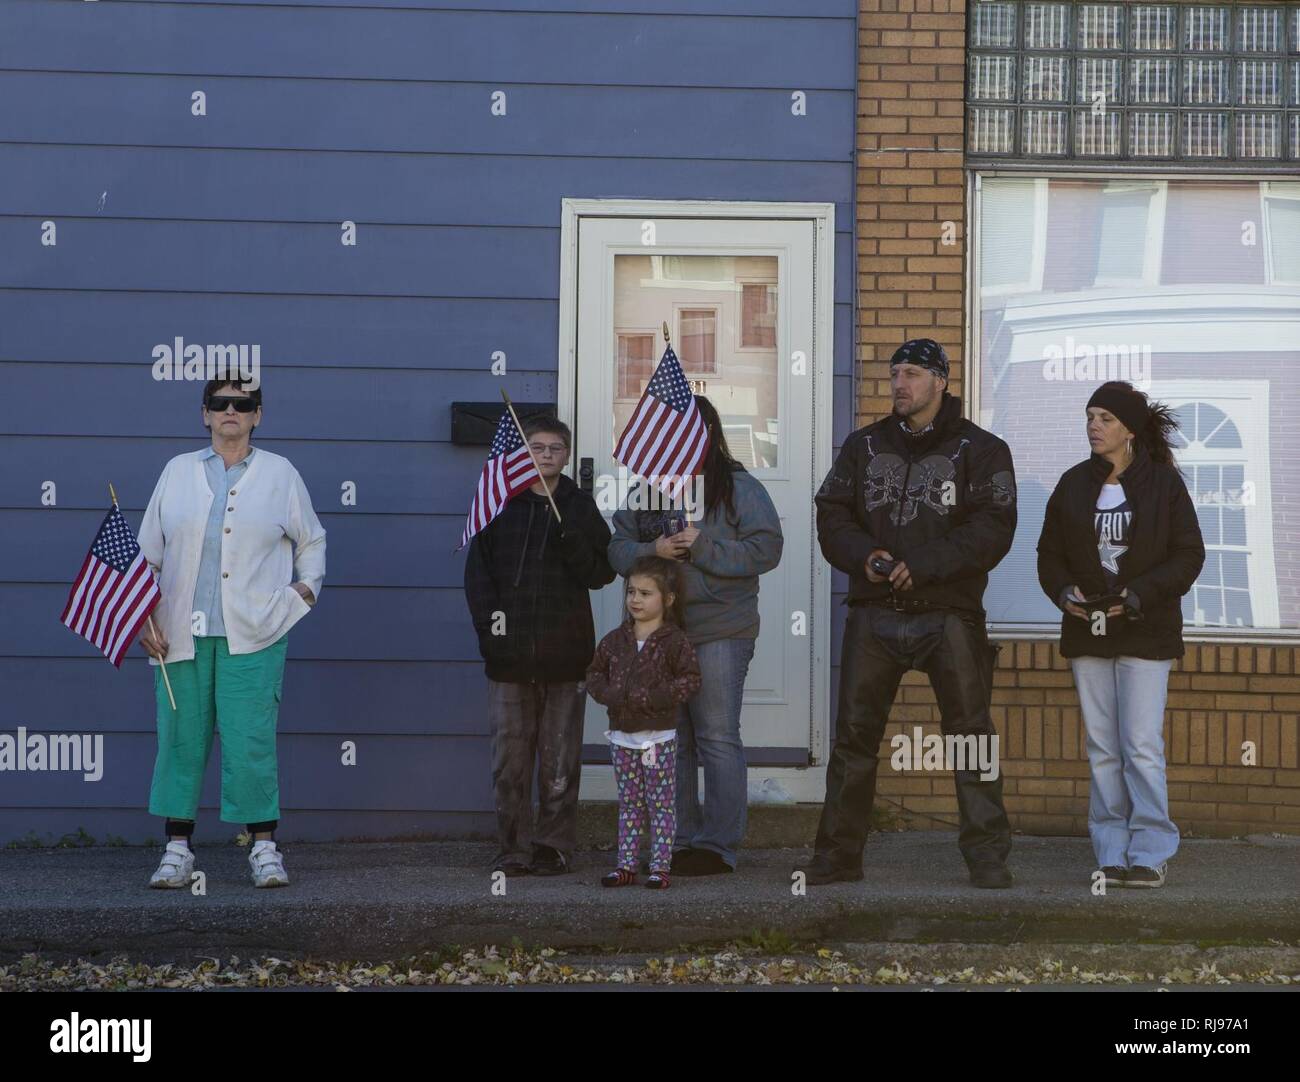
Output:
[975, 176, 1300, 633]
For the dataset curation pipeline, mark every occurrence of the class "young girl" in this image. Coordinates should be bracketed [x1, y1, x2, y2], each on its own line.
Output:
[586, 555, 701, 889]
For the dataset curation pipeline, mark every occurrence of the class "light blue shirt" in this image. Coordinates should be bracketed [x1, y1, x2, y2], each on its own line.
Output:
[191, 446, 254, 637]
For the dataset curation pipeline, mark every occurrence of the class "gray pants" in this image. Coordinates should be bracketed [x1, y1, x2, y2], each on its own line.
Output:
[1070, 656, 1179, 870]
[486, 679, 586, 864]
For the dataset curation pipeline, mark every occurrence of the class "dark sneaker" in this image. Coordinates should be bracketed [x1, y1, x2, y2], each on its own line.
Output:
[1126, 863, 1167, 888]
[671, 849, 734, 877]
[795, 856, 864, 886]
[645, 871, 671, 890]
[601, 868, 636, 888]
[530, 845, 570, 876]
[1098, 866, 1127, 888]
[493, 860, 531, 878]
[969, 862, 1014, 889]
[669, 848, 697, 873]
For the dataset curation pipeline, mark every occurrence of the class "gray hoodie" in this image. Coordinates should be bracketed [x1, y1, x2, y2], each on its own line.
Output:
[608, 469, 783, 646]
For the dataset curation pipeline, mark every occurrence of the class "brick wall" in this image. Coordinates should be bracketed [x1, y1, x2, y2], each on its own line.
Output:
[856, 0, 1300, 837]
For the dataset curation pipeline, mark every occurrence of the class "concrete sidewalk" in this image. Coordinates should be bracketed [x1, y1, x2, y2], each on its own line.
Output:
[2, 831, 1297, 962]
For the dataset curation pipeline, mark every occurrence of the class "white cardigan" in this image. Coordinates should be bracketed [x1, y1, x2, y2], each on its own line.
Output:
[138, 447, 326, 664]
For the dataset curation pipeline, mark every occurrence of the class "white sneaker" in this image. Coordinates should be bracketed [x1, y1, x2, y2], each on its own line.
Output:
[249, 840, 289, 888]
[149, 840, 195, 889]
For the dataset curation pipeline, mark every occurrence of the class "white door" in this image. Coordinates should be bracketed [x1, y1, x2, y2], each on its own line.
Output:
[567, 213, 825, 759]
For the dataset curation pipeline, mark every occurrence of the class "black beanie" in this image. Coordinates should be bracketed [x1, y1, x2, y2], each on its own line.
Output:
[889, 338, 949, 381]
[1087, 383, 1148, 437]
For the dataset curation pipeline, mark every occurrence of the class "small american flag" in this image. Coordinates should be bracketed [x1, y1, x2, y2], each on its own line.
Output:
[459, 409, 542, 549]
[614, 345, 709, 500]
[61, 505, 162, 668]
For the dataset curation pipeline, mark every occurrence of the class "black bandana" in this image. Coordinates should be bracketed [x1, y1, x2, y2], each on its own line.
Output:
[890, 338, 949, 381]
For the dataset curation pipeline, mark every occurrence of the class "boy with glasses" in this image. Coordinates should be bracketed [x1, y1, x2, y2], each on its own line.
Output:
[463, 415, 615, 876]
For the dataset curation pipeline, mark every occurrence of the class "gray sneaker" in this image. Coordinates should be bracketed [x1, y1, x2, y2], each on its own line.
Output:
[1126, 863, 1167, 888]
[149, 841, 195, 889]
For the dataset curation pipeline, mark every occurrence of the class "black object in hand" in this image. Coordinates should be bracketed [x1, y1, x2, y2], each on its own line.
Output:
[663, 510, 687, 537]
[869, 555, 897, 578]
[1080, 593, 1126, 613]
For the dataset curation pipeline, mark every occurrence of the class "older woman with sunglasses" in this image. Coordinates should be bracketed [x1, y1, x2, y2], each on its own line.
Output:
[136, 378, 326, 889]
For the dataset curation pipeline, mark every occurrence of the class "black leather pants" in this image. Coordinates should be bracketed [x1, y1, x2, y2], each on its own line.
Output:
[814, 604, 1012, 871]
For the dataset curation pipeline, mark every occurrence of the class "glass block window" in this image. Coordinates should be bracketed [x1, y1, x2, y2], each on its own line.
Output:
[966, 1, 1300, 162]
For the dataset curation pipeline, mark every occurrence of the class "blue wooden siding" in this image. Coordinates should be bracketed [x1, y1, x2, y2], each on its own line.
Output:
[0, 0, 856, 843]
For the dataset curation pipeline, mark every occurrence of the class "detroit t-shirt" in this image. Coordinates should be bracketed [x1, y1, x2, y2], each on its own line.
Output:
[1095, 483, 1131, 592]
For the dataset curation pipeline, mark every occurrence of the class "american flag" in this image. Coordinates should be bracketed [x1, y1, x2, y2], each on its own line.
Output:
[459, 409, 542, 549]
[613, 345, 710, 500]
[60, 505, 162, 668]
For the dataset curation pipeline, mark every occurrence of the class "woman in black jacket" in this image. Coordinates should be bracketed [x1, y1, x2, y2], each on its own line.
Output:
[1037, 381, 1204, 891]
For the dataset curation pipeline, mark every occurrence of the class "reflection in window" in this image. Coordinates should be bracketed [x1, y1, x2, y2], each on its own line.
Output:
[612, 254, 780, 470]
[740, 283, 777, 348]
[977, 177, 1300, 632]
[1170, 404, 1252, 627]
[679, 309, 717, 374]
[615, 333, 655, 400]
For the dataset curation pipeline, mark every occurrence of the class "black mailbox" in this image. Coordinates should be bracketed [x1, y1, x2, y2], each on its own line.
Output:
[451, 401, 557, 445]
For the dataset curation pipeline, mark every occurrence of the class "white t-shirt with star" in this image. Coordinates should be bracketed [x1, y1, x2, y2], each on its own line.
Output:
[1095, 483, 1130, 591]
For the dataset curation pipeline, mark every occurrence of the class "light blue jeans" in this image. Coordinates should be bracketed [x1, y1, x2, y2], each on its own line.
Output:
[1071, 655, 1179, 870]
[674, 636, 756, 868]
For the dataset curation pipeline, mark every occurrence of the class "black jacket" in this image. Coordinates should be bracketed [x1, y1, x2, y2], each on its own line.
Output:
[1036, 444, 1205, 659]
[815, 394, 1018, 615]
[463, 474, 615, 682]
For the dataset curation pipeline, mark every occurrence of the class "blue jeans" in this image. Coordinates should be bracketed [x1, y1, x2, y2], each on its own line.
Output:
[1071, 656, 1179, 869]
[674, 636, 756, 868]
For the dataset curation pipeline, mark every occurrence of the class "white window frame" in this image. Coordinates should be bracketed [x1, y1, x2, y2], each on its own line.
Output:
[1092, 179, 1168, 288]
[1159, 379, 1280, 630]
[967, 168, 1300, 643]
[1262, 180, 1300, 286]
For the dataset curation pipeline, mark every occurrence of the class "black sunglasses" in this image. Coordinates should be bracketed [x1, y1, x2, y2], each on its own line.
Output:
[206, 396, 258, 413]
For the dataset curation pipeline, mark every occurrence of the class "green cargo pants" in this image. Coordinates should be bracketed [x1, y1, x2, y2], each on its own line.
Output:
[148, 635, 288, 825]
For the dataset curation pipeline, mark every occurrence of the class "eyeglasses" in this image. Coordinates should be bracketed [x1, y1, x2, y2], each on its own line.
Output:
[206, 396, 258, 413]
[528, 443, 568, 456]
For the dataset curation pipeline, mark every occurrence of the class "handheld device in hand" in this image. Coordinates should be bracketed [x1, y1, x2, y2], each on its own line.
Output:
[869, 555, 897, 578]
[663, 510, 687, 537]
[1080, 593, 1126, 613]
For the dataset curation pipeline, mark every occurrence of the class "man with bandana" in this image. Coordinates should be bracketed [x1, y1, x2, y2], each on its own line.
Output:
[798, 339, 1019, 888]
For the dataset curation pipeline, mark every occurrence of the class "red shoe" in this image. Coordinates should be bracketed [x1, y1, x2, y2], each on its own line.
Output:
[645, 870, 671, 890]
[601, 868, 636, 888]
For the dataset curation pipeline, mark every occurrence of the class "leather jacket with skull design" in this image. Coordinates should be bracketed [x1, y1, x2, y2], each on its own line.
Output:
[815, 393, 1017, 615]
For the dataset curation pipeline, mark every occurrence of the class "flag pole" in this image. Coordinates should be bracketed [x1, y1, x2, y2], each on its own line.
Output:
[499, 388, 562, 525]
[111, 483, 176, 711]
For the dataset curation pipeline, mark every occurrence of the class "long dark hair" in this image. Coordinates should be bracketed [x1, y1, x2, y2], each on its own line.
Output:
[693, 395, 743, 522]
[1097, 381, 1181, 470]
[626, 555, 686, 627]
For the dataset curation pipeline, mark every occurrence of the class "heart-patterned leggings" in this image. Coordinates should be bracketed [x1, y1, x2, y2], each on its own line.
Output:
[610, 738, 677, 874]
